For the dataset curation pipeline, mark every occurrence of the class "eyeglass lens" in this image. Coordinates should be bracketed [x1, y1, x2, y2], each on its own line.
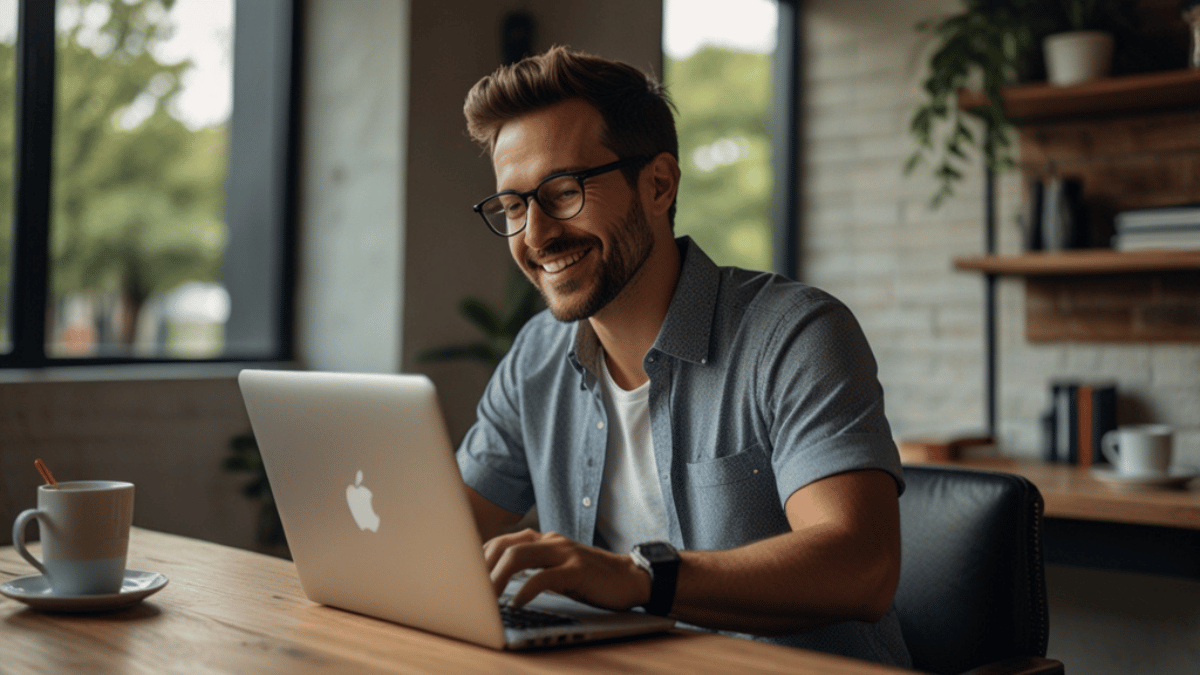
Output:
[480, 174, 585, 235]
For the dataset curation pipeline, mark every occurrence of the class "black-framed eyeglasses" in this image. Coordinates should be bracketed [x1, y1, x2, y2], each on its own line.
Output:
[472, 156, 649, 237]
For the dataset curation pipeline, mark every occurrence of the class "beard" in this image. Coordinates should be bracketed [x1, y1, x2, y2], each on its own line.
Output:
[526, 197, 654, 323]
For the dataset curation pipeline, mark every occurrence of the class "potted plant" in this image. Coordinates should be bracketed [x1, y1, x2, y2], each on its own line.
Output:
[906, 0, 1140, 207]
[223, 431, 289, 558]
[1043, 0, 1116, 86]
[418, 270, 542, 368]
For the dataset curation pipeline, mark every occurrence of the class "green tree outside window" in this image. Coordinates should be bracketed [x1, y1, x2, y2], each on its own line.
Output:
[666, 46, 774, 272]
[0, 0, 231, 358]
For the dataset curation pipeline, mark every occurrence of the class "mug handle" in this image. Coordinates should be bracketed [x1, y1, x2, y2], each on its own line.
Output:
[1100, 430, 1120, 466]
[12, 508, 48, 576]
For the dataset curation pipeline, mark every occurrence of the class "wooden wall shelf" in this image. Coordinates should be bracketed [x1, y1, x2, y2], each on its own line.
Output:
[958, 68, 1200, 123]
[954, 251, 1200, 343]
[956, 70, 1200, 344]
[954, 249, 1200, 276]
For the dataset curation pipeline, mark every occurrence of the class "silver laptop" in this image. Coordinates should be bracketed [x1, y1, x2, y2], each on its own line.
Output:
[237, 369, 674, 650]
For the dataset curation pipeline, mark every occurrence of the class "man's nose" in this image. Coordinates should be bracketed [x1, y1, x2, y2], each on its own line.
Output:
[522, 199, 563, 251]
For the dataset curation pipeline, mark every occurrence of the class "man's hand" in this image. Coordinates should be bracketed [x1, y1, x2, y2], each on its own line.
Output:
[483, 529, 652, 611]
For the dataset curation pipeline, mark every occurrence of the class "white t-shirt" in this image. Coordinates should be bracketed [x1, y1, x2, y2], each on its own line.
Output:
[595, 357, 670, 554]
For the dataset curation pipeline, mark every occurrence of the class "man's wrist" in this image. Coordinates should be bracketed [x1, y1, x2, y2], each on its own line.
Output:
[630, 541, 680, 616]
[629, 554, 654, 608]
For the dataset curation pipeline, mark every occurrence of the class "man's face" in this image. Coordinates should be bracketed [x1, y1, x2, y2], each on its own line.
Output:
[491, 99, 654, 323]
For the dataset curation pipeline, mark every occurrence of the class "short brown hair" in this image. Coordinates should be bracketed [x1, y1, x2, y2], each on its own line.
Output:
[463, 46, 678, 190]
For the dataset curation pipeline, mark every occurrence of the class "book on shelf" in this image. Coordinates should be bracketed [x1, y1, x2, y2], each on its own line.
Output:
[1039, 177, 1087, 250]
[1076, 382, 1117, 468]
[1023, 179, 1045, 251]
[1113, 204, 1200, 232]
[1111, 226, 1200, 252]
[1043, 380, 1116, 467]
[1048, 381, 1078, 464]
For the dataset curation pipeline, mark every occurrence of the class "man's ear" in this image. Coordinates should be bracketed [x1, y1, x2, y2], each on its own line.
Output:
[643, 152, 680, 218]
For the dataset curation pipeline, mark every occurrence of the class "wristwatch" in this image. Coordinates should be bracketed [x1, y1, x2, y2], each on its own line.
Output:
[630, 541, 680, 616]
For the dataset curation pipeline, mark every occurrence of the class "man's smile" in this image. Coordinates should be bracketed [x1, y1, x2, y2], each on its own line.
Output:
[532, 246, 593, 275]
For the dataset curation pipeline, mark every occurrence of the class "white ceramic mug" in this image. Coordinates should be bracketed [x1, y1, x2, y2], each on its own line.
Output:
[1101, 425, 1174, 477]
[12, 481, 135, 595]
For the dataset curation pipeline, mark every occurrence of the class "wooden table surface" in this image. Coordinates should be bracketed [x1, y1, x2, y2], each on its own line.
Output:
[914, 457, 1200, 530]
[1, 528, 911, 675]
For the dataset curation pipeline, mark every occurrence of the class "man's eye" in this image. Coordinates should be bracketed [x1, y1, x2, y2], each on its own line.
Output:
[495, 197, 524, 216]
[542, 179, 580, 202]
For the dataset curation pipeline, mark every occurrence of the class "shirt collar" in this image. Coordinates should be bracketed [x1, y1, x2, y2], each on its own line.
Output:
[653, 236, 718, 365]
[569, 236, 718, 377]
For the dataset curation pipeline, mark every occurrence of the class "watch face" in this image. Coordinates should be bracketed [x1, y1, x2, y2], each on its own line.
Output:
[638, 542, 677, 563]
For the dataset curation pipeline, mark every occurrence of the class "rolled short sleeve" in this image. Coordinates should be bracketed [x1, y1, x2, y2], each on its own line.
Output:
[455, 337, 537, 516]
[759, 294, 904, 505]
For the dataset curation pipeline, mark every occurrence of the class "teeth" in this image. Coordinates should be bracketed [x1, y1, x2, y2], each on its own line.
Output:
[542, 250, 587, 273]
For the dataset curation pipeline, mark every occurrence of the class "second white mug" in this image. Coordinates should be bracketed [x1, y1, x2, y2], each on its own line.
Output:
[1101, 425, 1174, 477]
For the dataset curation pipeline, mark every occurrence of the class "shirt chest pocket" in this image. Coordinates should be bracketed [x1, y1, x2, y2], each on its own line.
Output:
[683, 447, 789, 549]
[685, 446, 771, 487]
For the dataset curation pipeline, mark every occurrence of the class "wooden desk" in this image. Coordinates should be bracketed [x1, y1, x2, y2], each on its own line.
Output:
[1, 528, 909, 675]
[917, 457, 1200, 530]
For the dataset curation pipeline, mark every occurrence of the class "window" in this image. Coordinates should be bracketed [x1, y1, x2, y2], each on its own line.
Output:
[0, 0, 16, 353]
[662, 0, 798, 278]
[0, 0, 298, 367]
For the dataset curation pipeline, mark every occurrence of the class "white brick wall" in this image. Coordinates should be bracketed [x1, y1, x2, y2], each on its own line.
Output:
[803, 0, 989, 441]
[801, 0, 1200, 468]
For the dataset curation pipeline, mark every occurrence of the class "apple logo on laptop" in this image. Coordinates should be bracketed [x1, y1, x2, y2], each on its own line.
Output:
[346, 470, 381, 532]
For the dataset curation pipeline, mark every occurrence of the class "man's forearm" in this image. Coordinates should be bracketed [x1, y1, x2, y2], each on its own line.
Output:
[670, 523, 898, 635]
[668, 470, 901, 636]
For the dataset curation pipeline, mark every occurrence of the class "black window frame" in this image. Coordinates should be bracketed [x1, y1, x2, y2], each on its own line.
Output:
[772, 0, 800, 281]
[2, 0, 301, 368]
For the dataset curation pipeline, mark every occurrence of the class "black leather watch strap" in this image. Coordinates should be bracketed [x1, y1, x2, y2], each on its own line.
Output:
[631, 541, 680, 617]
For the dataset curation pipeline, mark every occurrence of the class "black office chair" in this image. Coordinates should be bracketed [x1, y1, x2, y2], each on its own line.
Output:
[895, 466, 1065, 675]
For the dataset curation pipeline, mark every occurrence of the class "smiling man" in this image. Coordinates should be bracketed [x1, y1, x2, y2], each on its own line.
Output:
[456, 47, 911, 667]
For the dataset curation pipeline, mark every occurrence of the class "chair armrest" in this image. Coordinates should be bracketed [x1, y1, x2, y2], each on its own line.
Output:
[960, 656, 1065, 675]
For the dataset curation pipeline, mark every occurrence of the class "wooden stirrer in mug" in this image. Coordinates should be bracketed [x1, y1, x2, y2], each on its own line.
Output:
[34, 458, 59, 488]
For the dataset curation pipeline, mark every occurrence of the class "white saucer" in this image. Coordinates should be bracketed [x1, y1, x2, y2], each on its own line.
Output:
[0, 569, 168, 613]
[1090, 465, 1200, 489]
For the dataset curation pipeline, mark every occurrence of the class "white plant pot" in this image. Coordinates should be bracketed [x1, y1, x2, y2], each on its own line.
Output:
[1043, 31, 1114, 87]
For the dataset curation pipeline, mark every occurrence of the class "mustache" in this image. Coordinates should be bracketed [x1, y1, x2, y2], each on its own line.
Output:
[525, 236, 598, 266]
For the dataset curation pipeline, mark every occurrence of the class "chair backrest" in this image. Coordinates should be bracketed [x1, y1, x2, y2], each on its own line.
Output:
[895, 466, 1050, 675]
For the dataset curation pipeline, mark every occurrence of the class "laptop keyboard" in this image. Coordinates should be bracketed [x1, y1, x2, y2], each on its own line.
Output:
[499, 603, 579, 629]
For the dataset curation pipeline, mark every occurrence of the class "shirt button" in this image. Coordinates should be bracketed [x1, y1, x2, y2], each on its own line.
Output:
[582, 497, 592, 507]
[597, 421, 604, 430]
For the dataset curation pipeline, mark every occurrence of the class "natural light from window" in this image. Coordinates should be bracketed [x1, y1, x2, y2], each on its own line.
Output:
[663, 0, 776, 271]
[48, 0, 234, 359]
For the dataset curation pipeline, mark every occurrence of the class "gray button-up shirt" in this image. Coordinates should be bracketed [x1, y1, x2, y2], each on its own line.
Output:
[458, 237, 910, 666]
